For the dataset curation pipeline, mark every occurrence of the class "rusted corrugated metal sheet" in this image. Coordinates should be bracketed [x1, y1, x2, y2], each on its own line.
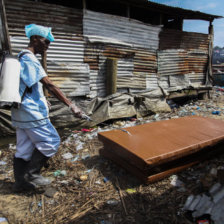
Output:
[83, 10, 161, 50]
[10, 36, 90, 96]
[158, 29, 209, 89]
[5, 0, 82, 38]
[85, 41, 158, 96]
[99, 116, 224, 183]
[158, 50, 189, 76]
[83, 9, 159, 95]
[157, 50, 207, 88]
[4, 0, 89, 97]
[0, 0, 91, 135]
[159, 29, 210, 51]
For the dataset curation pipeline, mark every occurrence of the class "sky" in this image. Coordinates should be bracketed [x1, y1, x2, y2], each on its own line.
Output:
[149, 0, 224, 47]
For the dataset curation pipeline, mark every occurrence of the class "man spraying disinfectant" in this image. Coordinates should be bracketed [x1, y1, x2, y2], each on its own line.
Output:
[11, 24, 90, 192]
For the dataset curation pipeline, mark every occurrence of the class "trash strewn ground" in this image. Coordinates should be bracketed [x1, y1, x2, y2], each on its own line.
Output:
[1, 87, 224, 224]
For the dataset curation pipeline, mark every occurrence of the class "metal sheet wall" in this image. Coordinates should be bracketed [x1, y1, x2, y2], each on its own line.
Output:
[158, 49, 208, 89]
[158, 28, 209, 89]
[4, 2, 209, 96]
[83, 10, 161, 50]
[5, 0, 82, 38]
[84, 43, 158, 97]
[5, 0, 89, 97]
[158, 50, 189, 76]
[159, 29, 210, 51]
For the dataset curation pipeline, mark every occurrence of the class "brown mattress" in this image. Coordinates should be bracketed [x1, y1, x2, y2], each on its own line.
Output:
[98, 116, 224, 183]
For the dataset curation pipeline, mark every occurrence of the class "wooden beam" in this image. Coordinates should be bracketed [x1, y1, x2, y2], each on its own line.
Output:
[106, 58, 117, 96]
[206, 21, 214, 85]
[0, 0, 11, 54]
[126, 4, 130, 18]
[83, 0, 86, 10]
[41, 52, 49, 97]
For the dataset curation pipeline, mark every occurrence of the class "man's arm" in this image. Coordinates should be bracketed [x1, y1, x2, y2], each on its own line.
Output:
[40, 76, 83, 118]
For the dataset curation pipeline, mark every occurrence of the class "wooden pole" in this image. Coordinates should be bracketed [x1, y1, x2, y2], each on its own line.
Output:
[41, 52, 49, 96]
[126, 4, 130, 18]
[82, 0, 86, 10]
[41, 51, 47, 72]
[0, 0, 11, 54]
[206, 20, 214, 85]
[106, 58, 117, 96]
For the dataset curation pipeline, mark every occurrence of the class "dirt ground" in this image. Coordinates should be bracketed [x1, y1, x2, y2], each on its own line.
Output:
[1, 88, 224, 224]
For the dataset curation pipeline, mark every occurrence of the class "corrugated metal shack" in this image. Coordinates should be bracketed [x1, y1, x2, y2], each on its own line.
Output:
[0, 0, 222, 136]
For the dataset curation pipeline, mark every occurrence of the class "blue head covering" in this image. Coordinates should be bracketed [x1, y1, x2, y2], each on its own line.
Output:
[25, 24, 54, 42]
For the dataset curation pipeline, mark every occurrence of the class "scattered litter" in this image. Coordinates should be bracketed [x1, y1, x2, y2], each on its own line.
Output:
[62, 152, 73, 160]
[210, 168, 217, 176]
[84, 169, 92, 173]
[0, 161, 6, 166]
[95, 180, 101, 185]
[76, 140, 84, 151]
[81, 128, 93, 132]
[212, 111, 220, 115]
[103, 177, 109, 183]
[125, 188, 137, 194]
[106, 199, 119, 205]
[195, 214, 212, 224]
[170, 175, 184, 187]
[154, 114, 160, 121]
[44, 187, 58, 198]
[114, 121, 125, 127]
[58, 180, 69, 185]
[100, 220, 112, 224]
[8, 144, 16, 150]
[167, 100, 179, 109]
[71, 155, 80, 162]
[80, 175, 88, 181]
[81, 154, 90, 160]
[0, 217, 8, 224]
[53, 170, 67, 177]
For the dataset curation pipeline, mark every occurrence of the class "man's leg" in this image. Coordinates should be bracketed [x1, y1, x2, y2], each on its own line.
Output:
[24, 121, 60, 186]
[13, 128, 35, 192]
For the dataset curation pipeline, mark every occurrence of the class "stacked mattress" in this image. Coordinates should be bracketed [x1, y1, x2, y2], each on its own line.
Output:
[98, 116, 224, 183]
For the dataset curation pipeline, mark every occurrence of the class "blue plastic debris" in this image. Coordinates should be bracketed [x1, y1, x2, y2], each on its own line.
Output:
[0, 217, 8, 223]
[53, 170, 67, 177]
[212, 111, 220, 115]
[103, 177, 109, 183]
